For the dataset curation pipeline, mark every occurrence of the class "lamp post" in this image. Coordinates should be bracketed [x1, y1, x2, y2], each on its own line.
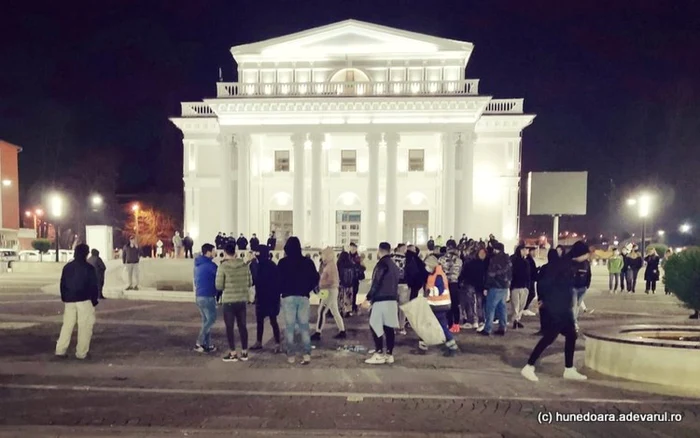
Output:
[49, 194, 64, 262]
[680, 223, 692, 234]
[132, 203, 140, 242]
[627, 194, 651, 255]
[25, 208, 44, 235]
[91, 194, 103, 211]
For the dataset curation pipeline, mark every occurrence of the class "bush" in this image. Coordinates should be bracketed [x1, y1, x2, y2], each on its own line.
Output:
[664, 247, 700, 312]
[647, 243, 668, 256]
[31, 239, 52, 254]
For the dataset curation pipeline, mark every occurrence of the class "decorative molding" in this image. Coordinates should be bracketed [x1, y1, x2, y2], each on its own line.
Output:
[475, 115, 536, 133]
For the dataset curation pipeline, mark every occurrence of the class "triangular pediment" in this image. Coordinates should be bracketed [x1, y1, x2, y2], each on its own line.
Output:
[231, 19, 472, 59]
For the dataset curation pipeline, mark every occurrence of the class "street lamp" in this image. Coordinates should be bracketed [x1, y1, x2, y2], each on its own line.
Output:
[132, 203, 140, 242]
[627, 193, 652, 256]
[680, 223, 692, 234]
[49, 193, 64, 262]
[91, 194, 103, 209]
[657, 230, 665, 237]
[25, 208, 44, 235]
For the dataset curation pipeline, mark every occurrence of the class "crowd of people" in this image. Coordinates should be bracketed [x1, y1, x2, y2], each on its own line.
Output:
[605, 245, 666, 294]
[53, 231, 689, 382]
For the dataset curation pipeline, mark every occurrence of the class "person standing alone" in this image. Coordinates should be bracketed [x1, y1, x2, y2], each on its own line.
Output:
[55, 244, 99, 360]
[122, 236, 140, 291]
[173, 231, 183, 258]
[183, 233, 194, 259]
[193, 244, 218, 353]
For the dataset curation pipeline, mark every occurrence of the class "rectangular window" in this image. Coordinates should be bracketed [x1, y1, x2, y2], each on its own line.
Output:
[408, 149, 425, 172]
[274, 150, 290, 172]
[341, 150, 357, 172]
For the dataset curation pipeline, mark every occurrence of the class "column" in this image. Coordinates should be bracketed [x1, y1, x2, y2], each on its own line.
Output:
[218, 133, 234, 234]
[310, 132, 324, 248]
[459, 132, 475, 236]
[441, 132, 456, 238]
[236, 134, 251, 236]
[365, 132, 381, 249]
[384, 132, 399, 245]
[292, 133, 306, 244]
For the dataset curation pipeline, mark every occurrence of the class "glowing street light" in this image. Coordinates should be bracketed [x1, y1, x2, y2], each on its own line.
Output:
[658, 230, 665, 237]
[626, 193, 653, 255]
[48, 193, 64, 262]
[680, 223, 692, 234]
[91, 194, 104, 208]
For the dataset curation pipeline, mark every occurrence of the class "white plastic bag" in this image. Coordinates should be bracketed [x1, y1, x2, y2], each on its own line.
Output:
[400, 295, 446, 346]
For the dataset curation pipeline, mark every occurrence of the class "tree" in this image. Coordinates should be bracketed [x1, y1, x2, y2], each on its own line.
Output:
[664, 248, 700, 314]
[31, 238, 52, 262]
[123, 204, 178, 250]
[647, 243, 668, 256]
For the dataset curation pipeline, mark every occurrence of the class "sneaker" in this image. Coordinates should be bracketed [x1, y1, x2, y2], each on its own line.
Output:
[365, 353, 387, 365]
[204, 345, 217, 353]
[287, 356, 296, 364]
[240, 351, 249, 361]
[587, 309, 595, 315]
[478, 330, 490, 337]
[690, 313, 699, 320]
[367, 349, 376, 354]
[384, 354, 395, 364]
[54, 353, 68, 359]
[301, 354, 311, 365]
[193, 344, 206, 353]
[563, 367, 588, 381]
[333, 331, 347, 340]
[249, 343, 263, 351]
[522, 309, 536, 317]
[273, 345, 281, 354]
[515, 321, 524, 329]
[460, 322, 474, 330]
[222, 353, 239, 362]
[494, 329, 506, 336]
[133, 286, 139, 291]
[521, 364, 539, 382]
[418, 341, 428, 351]
[476, 323, 485, 332]
[125, 287, 133, 291]
[310, 332, 321, 341]
[398, 329, 407, 336]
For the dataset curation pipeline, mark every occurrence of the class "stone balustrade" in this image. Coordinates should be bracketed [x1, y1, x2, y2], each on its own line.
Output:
[180, 102, 215, 117]
[484, 98, 524, 114]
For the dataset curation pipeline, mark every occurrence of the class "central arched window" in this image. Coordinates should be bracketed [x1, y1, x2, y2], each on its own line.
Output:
[329, 68, 370, 83]
[328, 68, 371, 95]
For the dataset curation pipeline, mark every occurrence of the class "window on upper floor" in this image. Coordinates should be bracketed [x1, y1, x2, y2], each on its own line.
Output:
[274, 150, 290, 172]
[408, 149, 425, 172]
[341, 150, 357, 172]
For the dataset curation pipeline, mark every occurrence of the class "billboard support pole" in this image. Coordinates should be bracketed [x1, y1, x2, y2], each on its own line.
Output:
[552, 215, 560, 248]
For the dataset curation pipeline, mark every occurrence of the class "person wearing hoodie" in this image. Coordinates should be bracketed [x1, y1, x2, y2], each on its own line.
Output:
[193, 243, 218, 353]
[364, 242, 401, 365]
[571, 244, 592, 326]
[312, 247, 346, 340]
[391, 244, 409, 334]
[405, 245, 428, 301]
[337, 251, 358, 317]
[625, 246, 643, 293]
[534, 249, 559, 335]
[510, 245, 531, 330]
[277, 236, 320, 365]
[458, 247, 487, 330]
[607, 248, 624, 293]
[249, 246, 281, 352]
[521, 242, 588, 382]
[420, 255, 459, 355]
[644, 248, 661, 294]
[215, 243, 252, 362]
[87, 248, 107, 300]
[619, 247, 629, 291]
[480, 242, 512, 336]
[439, 241, 463, 333]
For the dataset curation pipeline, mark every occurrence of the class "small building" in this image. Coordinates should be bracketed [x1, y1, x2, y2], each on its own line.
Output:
[0, 140, 21, 249]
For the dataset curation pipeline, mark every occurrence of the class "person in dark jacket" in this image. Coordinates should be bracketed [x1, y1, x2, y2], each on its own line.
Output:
[122, 236, 140, 290]
[55, 244, 99, 360]
[459, 247, 487, 330]
[250, 234, 260, 251]
[183, 233, 194, 259]
[249, 246, 281, 352]
[644, 248, 660, 294]
[510, 245, 531, 329]
[626, 246, 643, 293]
[277, 236, 319, 364]
[426, 236, 435, 252]
[236, 234, 248, 251]
[521, 244, 588, 382]
[87, 249, 107, 299]
[215, 232, 224, 250]
[571, 242, 592, 326]
[620, 247, 629, 291]
[533, 249, 559, 335]
[364, 242, 400, 365]
[480, 242, 512, 336]
[523, 248, 539, 315]
[405, 245, 428, 300]
[193, 243, 218, 353]
[267, 231, 277, 250]
[337, 251, 357, 317]
[348, 242, 366, 314]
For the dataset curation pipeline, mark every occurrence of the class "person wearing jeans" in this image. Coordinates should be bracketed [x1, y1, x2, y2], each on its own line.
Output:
[122, 236, 140, 290]
[419, 255, 459, 356]
[194, 243, 219, 353]
[571, 244, 592, 328]
[216, 242, 252, 362]
[312, 247, 346, 340]
[480, 241, 512, 336]
[438, 241, 463, 333]
[607, 248, 623, 293]
[626, 246, 643, 293]
[459, 247, 488, 329]
[510, 245, 531, 330]
[277, 236, 320, 365]
[55, 244, 99, 360]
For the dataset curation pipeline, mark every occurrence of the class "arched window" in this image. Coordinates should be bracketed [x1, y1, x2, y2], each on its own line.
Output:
[329, 68, 370, 95]
[329, 68, 370, 83]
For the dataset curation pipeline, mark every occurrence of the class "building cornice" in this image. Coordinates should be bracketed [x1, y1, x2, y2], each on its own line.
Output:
[475, 114, 536, 133]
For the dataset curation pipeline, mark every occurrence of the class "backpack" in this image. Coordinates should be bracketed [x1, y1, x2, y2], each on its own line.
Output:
[392, 254, 406, 282]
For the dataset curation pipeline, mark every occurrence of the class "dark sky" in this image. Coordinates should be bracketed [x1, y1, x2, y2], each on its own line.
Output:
[2, 0, 699, 239]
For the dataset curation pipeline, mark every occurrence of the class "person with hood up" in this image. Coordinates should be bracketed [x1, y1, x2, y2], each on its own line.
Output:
[510, 245, 531, 330]
[364, 242, 401, 365]
[193, 243, 218, 353]
[277, 236, 319, 365]
[534, 249, 559, 335]
[337, 251, 358, 317]
[521, 243, 588, 382]
[215, 243, 252, 362]
[459, 247, 487, 330]
[249, 246, 281, 352]
[607, 248, 624, 293]
[571, 243, 592, 327]
[480, 241, 512, 336]
[438, 241, 463, 333]
[625, 245, 643, 293]
[644, 247, 660, 294]
[311, 247, 346, 341]
[419, 255, 459, 355]
[87, 248, 107, 300]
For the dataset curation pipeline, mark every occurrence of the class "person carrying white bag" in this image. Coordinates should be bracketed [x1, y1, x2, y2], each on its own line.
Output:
[401, 255, 459, 356]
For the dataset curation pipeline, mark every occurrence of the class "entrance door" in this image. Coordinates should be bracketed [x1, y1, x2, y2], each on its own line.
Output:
[403, 210, 429, 245]
[336, 210, 361, 247]
[270, 211, 293, 249]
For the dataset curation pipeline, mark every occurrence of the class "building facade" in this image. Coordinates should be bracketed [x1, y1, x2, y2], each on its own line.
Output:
[171, 20, 535, 250]
[0, 140, 21, 248]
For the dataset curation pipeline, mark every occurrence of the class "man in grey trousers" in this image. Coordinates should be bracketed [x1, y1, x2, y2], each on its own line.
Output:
[122, 236, 140, 290]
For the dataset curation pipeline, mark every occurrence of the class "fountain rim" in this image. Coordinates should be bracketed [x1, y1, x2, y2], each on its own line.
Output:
[583, 324, 700, 350]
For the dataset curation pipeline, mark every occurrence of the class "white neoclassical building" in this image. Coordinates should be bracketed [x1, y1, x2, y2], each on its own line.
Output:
[171, 19, 535, 250]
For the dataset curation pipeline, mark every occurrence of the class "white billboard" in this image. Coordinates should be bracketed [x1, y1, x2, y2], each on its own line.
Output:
[527, 172, 587, 216]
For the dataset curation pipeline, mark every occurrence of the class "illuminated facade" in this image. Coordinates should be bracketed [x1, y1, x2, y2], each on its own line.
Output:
[170, 20, 535, 250]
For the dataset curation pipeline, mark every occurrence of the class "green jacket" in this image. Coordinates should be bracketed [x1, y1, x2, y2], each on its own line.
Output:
[215, 258, 251, 304]
[608, 255, 624, 274]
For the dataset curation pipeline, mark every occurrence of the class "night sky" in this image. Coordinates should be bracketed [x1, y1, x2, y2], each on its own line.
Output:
[2, 0, 699, 240]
